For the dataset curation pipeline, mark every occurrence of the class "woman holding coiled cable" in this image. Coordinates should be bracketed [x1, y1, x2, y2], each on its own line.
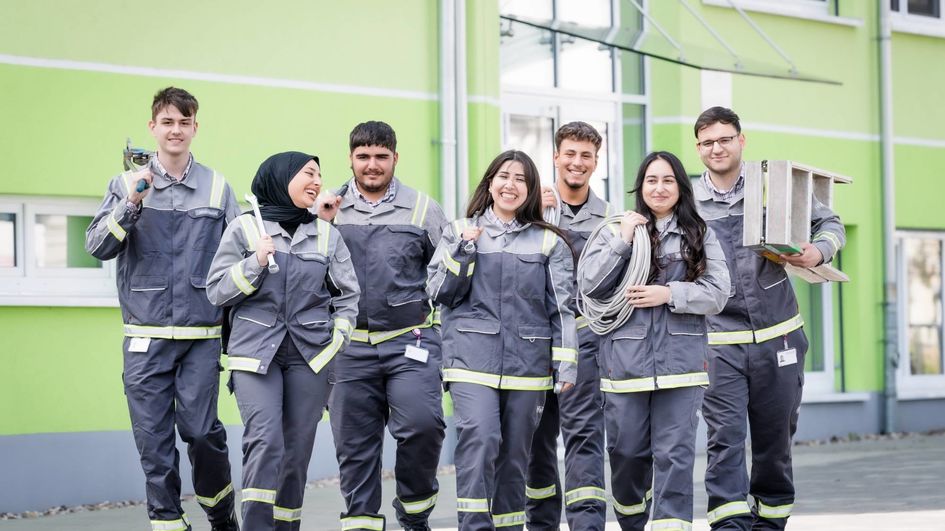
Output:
[578, 151, 729, 531]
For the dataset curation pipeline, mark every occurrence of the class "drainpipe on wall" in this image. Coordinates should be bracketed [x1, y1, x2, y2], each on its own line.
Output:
[455, 0, 469, 211]
[439, 0, 458, 218]
[878, 0, 898, 434]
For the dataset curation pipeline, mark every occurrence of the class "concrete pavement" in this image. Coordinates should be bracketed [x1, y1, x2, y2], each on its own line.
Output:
[2, 432, 942, 530]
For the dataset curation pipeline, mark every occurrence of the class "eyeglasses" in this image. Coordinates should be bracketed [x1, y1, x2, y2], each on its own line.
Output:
[697, 135, 738, 150]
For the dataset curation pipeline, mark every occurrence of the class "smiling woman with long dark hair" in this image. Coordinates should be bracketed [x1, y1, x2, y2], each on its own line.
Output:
[427, 149, 578, 531]
[579, 151, 730, 531]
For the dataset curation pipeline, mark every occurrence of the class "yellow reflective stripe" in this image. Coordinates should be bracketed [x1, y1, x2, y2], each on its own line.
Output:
[351, 316, 434, 344]
[273, 505, 302, 522]
[317, 218, 331, 255]
[613, 489, 652, 515]
[499, 374, 553, 391]
[707, 330, 754, 345]
[467, 261, 475, 276]
[340, 515, 385, 530]
[443, 252, 462, 275]
[452, 218, 470, 235]
[432, 307, 441, 326]
[443, 367, 502, 388]
[118, 171, 133, 196]
[493, 511, 526, 527]
[541, 229, 556, 256]
[757, 501, 793, 519]
[230, 263, 256, 295]
[227, 356, 262, 372]
[651, 518, 693, 530]
[600, 377, 656, 393]
[150, 516, 189, 531]
[813, 231, 842, 254]
[309, 330, 343, 374]
[552, 347, 577, 364]
[575, 315, 589, 330]
[209, 171, 225, 209]
[707, 314, 804, 345]
[754, 313, 804, 343]
[334, 317, 354, 337]
[411, 193, 431, 227]
[564, 486, 607, 505]
[107, 212, 127, 241]
[457, 497, 490, 512]
[238, 214, 260, 251]
[526, 484, 557, 500]
[241, 487, 276, 504]
[707, 500, 752, 524]
[195, 483, 232, 507]
[656, 372, 709, 389]
[123, 325, 222, 339]
[399, 493, 437, 514]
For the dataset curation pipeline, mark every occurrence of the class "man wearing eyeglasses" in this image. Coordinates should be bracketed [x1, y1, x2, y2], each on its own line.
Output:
[693, 107, 845, 530]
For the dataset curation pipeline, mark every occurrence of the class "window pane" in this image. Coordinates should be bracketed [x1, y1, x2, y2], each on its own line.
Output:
[558, 36, 614, 92]
[507, 114, 555, 186]
[905, 238, 943, 375]
[908, 0, 940, 17]
[501, 22, 555, 89]
[34, 214, 102, 269]
[500, 0, 553, 19]
[0, 212, 15, 267]
[557, 0, 611, 27]
[584, 121, 610, 201]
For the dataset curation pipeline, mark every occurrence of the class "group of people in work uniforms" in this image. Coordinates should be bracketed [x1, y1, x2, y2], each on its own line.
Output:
[87, 87, 845, 531]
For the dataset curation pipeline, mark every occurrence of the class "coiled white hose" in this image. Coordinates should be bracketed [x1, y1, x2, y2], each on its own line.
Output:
[576, 216, 651, 335]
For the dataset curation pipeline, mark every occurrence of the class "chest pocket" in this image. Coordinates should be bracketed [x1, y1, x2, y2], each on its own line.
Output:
[295, 252, 329, 291]
[186, 207, 225, 250]
[385, 225, 427, 271]
[515, 253, 547, 299]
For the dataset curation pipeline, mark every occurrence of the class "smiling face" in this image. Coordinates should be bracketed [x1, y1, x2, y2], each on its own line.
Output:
[554, 138, 598, 190]
[148, 104, 197, 157]
[489, 160, 528, 220]
[350, 144, 397, 195]
[641, 157, 680, 218]
[696, 121, 745, 177]
[287, 159, 322, 209]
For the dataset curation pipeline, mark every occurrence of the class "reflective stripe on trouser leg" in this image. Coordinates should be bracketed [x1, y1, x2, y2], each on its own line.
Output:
[651, 386, 703, 527]
[525, 389, 562, 529]
[122, 338, 190, 523]
[491, 389, 546, 530]
[559, 326, 607, 530]
[274, 345, 332, 531]
[746, 328, 807, 530]
[175, 339, 235, 524]
[450, 383, 502, 530]
[329, 339, 389, 523]
[703, 343, 752, 530]
[604, 391, 653, 530]
[386, 331, 445, 529]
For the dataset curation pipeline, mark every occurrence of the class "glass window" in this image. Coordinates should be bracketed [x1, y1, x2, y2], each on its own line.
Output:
[0, 212, 15, 267]
[557, 0, 611, 27]
[904, 237, 943, 375]
[557, 36, 614, 92]
[501, 22, 556, 89]
[500, 0, 553, 20]
[507, 114, 555, 186]
[34, 214, 102, 269]
[892, 0, 941, 17]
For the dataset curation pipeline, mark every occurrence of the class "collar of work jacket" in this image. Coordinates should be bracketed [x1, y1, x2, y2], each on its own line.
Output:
[340, 176, 412, 216]
[148, 154, 198, 190]
[479, 211, 532, 238]
[559, 187, 610, 227]
[694, 168, 745, 204]
[265, 217, 321, 246]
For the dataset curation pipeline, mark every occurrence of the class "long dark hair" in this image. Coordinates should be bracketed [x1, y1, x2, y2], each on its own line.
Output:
[466, 150, 571, 249]
[631, 151, 707, 282]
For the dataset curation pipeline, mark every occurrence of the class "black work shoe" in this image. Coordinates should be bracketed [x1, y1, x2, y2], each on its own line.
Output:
[210, 512, 240, 531]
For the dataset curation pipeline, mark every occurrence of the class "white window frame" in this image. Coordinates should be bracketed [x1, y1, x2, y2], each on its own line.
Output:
[896, 230, 945, 398]
[701, 0, 862, 27]
[0, 196, 118, 307]
[0, 201, 24, 278]
[890, 0, 945, 38]
[799, 279, 839, 397]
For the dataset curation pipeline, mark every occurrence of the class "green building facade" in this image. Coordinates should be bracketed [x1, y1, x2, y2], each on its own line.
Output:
[1, 0, 943, 513]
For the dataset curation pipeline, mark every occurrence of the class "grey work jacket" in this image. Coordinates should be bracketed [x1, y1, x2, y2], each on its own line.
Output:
[333, 178, 448, 343]
[85, 159, 240, 339]
[694, 174, 846, 345]
[556, 189, 617, 321]
[427, 213, 579, 389]
[579, 217, 729, 392]
[206, 215, 360, 374]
